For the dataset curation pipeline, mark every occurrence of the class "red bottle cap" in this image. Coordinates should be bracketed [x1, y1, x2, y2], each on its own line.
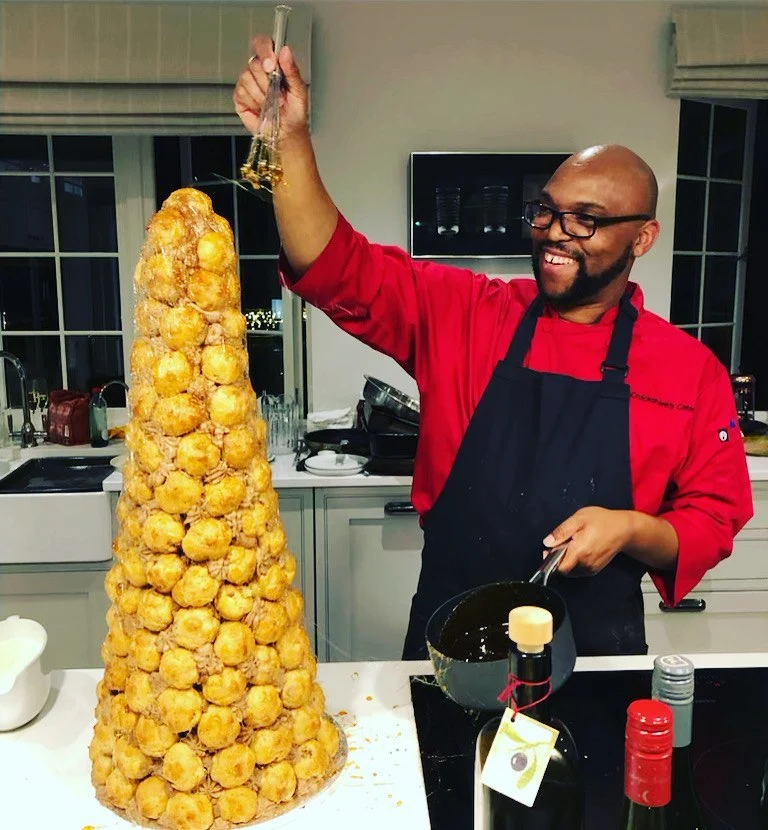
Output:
[624, 699, 673, 807]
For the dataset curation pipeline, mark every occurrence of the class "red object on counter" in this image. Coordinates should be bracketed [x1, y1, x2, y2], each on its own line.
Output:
[47, 390, 90, 445]
[279, 212, 754, 607]
[624, 699, 673, 808]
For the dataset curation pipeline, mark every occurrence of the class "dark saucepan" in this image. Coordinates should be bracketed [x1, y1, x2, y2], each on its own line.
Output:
[426, 551, 576, 711]
[368, 432, 418, 459]
[303, 429, 371, 456]
[363, 403, 420, 436]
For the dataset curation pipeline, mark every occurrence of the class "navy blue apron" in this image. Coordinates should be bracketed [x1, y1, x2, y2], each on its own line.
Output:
[403, 290, 647, 659]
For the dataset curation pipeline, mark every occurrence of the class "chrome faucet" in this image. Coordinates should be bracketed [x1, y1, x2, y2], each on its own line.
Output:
[98, 379, 129, 405]
[0, 351, 37, 448]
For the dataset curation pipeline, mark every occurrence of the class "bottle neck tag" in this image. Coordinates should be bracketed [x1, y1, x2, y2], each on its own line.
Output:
[480, 708, 559, 808]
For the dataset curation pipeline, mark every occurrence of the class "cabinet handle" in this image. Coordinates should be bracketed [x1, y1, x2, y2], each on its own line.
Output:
[384, 501, 416, 516]
[659, 598, 707, 613]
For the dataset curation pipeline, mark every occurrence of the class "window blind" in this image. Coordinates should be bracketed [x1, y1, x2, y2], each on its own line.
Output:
[0, 2, 312, 131]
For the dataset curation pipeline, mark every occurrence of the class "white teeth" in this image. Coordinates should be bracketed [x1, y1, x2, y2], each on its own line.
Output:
[543, 252, 575, 265]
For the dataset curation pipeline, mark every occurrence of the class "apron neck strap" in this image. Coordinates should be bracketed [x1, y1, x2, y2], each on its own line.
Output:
[504, 287, 639, 383]
[505, 293, 546, 366]
[601, 289, 638, 383]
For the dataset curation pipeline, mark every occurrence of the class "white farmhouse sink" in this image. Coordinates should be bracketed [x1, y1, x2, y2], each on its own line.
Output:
[0, 457, 114, 565]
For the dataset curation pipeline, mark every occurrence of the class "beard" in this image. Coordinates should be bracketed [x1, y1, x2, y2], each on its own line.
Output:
[531, 241, 634, 311]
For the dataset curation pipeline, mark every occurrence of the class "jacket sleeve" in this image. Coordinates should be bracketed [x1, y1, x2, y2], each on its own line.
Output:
[651, 357, 754, 605]
[279, 212, 472, 379]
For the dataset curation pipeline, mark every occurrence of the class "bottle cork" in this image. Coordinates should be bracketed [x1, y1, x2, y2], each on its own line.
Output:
[508, 606, 554, 653]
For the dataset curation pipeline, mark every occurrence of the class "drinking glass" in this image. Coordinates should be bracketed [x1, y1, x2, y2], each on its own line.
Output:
[0, 409, 9, 449]
[482, 185, 509, 234]
[260, 394, 299, 456]
[435, 186, 461, 238]
[31, 379, 49, 433]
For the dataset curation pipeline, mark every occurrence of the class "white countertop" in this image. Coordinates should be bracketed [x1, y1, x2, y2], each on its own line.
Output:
[101, 453, 414, 492]
[101, 452, 768, 491]
[2, 441, 767, 492]
[2, 654, 767, 830]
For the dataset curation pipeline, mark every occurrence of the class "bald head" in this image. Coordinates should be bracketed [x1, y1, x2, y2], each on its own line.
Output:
[557, 144, 658, 218]
[531, 144, 661, 316]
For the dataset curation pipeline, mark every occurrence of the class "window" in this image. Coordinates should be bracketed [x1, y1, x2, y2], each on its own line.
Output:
[0, 133, 306, 425]
[152, 136, 304, 402]
[739, 101, 768, 410]
[0, 135, 126, 410]
[670, 100, 756, 372]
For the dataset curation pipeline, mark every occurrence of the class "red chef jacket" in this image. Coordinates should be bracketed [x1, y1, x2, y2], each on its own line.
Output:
[279, 213, 754, 607]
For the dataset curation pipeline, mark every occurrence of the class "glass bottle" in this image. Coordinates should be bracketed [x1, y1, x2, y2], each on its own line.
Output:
[89, 387, 108, 448]
[478, 605, 583, 829]
[651, 655, 707, 829]
[619, 699, 673, 829]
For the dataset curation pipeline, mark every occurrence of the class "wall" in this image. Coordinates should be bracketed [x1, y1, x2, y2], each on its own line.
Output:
[5, 0, 682, 411]
[304, 1, 680, 407]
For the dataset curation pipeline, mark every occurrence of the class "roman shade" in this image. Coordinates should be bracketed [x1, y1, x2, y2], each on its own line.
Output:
[0, 2, 312, 131]
[668, 6, 768, 98]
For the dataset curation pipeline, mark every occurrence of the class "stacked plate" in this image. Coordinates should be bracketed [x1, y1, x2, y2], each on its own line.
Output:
[303, 451, 368, 477]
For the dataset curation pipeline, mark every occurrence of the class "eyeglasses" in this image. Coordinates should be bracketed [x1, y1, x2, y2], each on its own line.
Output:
[523, 200, 652, 239]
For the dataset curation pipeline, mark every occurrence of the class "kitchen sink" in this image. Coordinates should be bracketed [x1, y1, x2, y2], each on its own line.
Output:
[0, 456, 115, 565]
[0, 456, 114, 494]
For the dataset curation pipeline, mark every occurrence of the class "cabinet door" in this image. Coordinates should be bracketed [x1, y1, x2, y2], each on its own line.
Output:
[315, 488, 424, 662]
[0, 564, 111, 671]
[643, 590, 768, 654]
[275, 488, 316, 649]
[692, 482, 768, 592]
[640, 481, 768, 653]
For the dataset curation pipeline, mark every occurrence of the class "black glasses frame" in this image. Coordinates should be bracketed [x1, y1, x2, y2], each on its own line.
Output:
[522, 199, 652, 239]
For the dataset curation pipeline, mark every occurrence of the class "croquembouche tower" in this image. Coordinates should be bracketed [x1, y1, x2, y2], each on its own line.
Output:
[89, 188, 344, 829]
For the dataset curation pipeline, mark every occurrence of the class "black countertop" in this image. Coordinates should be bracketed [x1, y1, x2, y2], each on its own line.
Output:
[410, 667, 768, 829]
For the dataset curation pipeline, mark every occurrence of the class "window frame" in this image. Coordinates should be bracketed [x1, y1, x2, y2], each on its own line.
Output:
[0, 133, 305, 418]
[672, 98, 757, 372]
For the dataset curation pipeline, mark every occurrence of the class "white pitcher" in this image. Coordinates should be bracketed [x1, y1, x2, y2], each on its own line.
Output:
[0, 615, 51, 731]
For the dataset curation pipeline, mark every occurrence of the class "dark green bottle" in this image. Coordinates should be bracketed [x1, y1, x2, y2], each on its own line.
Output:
[478, 606, 583, 830]
[652, 655, 707, 830]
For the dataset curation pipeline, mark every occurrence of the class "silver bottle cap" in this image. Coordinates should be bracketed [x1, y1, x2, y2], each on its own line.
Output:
[652, 654, 695, 704]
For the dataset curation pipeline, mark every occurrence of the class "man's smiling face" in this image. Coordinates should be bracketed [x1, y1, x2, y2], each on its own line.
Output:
[530, 146, 660, 313]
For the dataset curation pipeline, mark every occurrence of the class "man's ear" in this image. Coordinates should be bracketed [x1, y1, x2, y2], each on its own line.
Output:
[633, 219, 660, 258]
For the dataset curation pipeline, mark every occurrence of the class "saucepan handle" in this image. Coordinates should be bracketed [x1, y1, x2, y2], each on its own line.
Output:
[529, 544, 569, 586]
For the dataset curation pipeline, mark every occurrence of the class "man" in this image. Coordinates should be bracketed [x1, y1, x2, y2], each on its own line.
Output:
[234, 38, 753, 658]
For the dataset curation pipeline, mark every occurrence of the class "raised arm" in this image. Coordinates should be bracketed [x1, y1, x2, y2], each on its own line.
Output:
[234, 36, 337, 277]
[233, 36, 479, 376]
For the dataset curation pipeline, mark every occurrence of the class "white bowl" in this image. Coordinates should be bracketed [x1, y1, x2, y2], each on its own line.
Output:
[0, 615, 51, 731]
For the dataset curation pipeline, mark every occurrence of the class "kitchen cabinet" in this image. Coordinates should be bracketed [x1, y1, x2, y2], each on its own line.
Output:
[275, 487, 317, 650]
[0, 489, 314, 672]
[314, 487, 424, 662]
[642, 481, 768, 654]
[0, 562, 111, 671]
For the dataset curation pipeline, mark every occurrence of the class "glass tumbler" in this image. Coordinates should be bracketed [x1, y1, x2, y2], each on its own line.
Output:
[260, 394, 299, 456]
[482, 185, 509, 234]
[435, 186, 461, 238]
